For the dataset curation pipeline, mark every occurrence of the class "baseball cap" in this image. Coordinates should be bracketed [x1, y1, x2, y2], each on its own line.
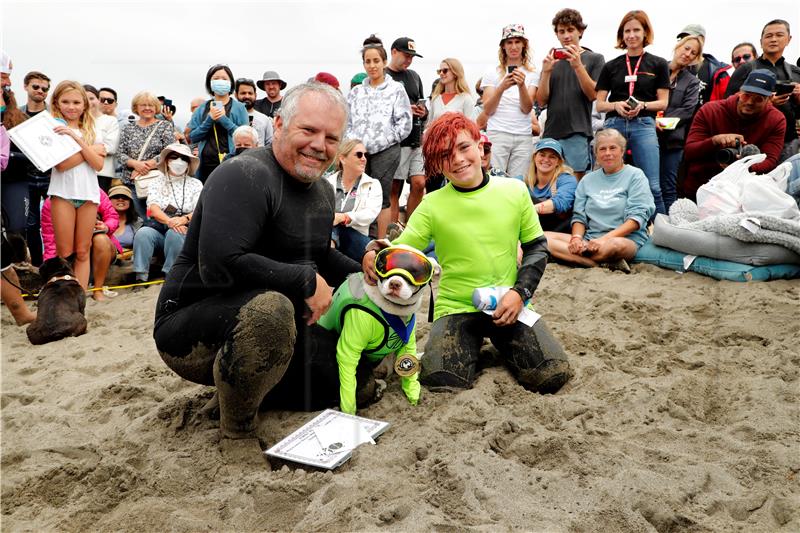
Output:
[534, 138, 565, 159]
[677, 24, 706, 39]
[501, 24, 527, 43]
[391, 37, 423, 58]
[741, 69, 777, 96]
[314, 72, 340, 90]
[0, 50, 12, 74]
[351, 72, 367, 86]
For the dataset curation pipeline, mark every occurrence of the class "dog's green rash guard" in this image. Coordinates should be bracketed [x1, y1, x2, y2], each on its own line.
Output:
[394, 176, 544, 321]
[318, 274, 419, 414]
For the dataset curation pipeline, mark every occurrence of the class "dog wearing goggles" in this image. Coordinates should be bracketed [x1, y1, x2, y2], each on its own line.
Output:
[318, 244, 439, 414]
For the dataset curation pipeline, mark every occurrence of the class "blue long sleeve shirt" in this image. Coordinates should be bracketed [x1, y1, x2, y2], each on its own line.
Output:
[571, 165, 655, 247]
[518, 172, 578, 214]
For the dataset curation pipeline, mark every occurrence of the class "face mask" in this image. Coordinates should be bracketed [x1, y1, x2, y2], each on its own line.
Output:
[167, 158, 189, 176]
[210, 80, 231, 96]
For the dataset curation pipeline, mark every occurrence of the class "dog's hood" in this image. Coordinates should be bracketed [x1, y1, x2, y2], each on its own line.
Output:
[353, 275, 424, 318]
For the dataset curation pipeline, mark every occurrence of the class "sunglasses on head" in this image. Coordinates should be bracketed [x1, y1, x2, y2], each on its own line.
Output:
[375, 247, 434, 286]
[436, 68, 450, 75]
[352, 151, 366, 159]
[100, 97, 116, 104]
[30, 83, 49, 92]
[732, 54, 752, 64]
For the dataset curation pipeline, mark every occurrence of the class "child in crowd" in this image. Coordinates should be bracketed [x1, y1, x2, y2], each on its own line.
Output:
[362, 112, 571, 395]
[48, 81, 105, 289]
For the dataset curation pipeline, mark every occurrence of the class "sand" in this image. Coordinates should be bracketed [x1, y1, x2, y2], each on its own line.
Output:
[1, 263, 798, 532]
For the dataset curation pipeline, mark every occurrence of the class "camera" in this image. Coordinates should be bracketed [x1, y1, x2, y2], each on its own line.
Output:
[775, 82, 794, 96]
[715, 140, 760, 165]
[553, 48, 569, 60]
[127, 114, 136, 125]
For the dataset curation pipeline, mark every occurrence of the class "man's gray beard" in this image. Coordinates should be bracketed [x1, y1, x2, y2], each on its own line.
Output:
[293, 164, 325, 184]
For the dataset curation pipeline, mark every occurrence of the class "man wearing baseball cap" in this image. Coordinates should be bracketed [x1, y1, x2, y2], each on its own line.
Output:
[254, 70, 287, 118]
[386, 37, 428, 225]
[682, 69, 786, 200]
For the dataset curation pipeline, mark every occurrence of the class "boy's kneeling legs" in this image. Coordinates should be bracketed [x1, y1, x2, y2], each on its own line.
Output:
[420, 313, 484, 390]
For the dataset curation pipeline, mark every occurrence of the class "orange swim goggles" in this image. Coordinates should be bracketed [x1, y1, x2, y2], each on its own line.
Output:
[374, 246, 434, 286]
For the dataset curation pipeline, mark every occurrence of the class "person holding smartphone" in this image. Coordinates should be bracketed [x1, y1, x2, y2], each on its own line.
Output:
[187, 64, 249, 182]
[480, 24, 540, 179]
[595, 10, 670, 215]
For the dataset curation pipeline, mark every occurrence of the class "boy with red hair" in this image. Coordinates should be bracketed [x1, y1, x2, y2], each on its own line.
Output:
[363, 112, 571, 394]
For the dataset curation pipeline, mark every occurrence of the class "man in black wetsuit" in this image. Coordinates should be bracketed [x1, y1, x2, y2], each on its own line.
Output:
[153, 82, 360, 442]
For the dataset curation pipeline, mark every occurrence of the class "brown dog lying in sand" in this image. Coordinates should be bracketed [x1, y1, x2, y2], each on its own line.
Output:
[26, 256, 87, 345]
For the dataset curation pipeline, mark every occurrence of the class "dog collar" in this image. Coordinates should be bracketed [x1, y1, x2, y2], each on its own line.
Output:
[46, 274, 76, 286]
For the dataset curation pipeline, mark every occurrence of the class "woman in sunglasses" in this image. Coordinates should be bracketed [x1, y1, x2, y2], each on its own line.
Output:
[188, 64, 249, 182]
[132, 144, 203, 284]
[325, 139, 382, 261]
[428, 58, 475, 123]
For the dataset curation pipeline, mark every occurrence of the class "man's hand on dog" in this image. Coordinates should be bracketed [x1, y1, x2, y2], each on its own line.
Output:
[493, 290, 523, 326]
[304, 273, 333, 325]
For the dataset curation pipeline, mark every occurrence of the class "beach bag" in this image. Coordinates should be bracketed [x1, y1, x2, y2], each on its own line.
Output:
[134, 170, 163, 199]
[132, 125, 162, 199]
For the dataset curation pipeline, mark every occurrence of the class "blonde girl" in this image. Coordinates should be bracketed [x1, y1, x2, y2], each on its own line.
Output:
[49, 80, 105, 289]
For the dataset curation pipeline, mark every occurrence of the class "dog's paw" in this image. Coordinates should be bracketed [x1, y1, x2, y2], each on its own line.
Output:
[373, 379, 388, 402]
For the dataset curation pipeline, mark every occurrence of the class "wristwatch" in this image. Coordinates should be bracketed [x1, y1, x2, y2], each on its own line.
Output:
[643, 101, 648, 111]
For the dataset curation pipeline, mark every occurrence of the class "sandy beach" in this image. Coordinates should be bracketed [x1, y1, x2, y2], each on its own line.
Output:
[1, 263, 798, 532]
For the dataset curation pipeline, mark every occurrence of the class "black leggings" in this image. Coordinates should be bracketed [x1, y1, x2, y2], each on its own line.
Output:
[421, 312, 571, 393]
[154, 289, 375, 429]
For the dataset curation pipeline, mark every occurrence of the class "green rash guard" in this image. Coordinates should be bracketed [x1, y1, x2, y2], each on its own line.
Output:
[318, 274, 420, 415]
[394, 176, 544, 321]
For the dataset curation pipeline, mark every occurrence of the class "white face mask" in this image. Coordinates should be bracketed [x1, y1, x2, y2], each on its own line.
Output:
[167, 158, 189, 176]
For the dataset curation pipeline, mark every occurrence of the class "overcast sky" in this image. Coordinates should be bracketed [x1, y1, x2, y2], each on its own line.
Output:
[3, 0, 799, 126]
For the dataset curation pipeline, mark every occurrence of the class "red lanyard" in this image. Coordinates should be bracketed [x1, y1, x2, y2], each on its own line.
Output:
[625, 53, 644, 96]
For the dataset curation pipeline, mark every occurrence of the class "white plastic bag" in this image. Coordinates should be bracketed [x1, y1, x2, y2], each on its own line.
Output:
[696, 154, 764, 219]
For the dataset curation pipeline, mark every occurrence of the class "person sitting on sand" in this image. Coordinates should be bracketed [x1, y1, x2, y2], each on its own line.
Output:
[362, 112, 571, 394]
[544, 128, 655, 273]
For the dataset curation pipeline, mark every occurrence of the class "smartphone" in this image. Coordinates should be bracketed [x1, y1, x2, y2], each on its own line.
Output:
[775, 82, 794, 96]
[553, 48, 569, 60]
[625, 96, 640, 109]
[507, 65, 517, 74]
[164, 98, 173, 107]
[416, 98, 426, 107]
[210, 101, 223, 109]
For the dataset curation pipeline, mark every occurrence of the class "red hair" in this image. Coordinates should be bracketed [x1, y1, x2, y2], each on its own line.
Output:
[422, 112, 481, 177]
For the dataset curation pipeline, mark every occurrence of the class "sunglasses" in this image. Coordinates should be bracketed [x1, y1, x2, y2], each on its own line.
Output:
[110, 195, 131, 201]
[168, 155, 191, 162]
[375, 247, 434, 286]
[100, 97, 116, 104]
[436, 68, 450, 75]
[732, 54, 753, 64]
[352, 151, 367, 159]
[30, 83, 50, 92]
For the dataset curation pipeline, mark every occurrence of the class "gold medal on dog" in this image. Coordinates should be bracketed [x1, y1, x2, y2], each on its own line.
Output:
[394, 353, 419, 377]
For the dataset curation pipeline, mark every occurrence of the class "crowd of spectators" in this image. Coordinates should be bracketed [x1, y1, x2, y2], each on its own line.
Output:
[1, 10, 799, 325]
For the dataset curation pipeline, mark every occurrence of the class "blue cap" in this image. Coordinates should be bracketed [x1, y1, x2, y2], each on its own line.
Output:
[534, 138, 564, 159]
[741, 69, 777, 97]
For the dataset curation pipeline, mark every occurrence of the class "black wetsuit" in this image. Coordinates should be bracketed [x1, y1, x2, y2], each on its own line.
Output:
[154, 147, 360, 427]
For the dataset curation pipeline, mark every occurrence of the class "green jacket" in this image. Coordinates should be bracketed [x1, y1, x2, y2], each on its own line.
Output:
[318, 273, 420, 414]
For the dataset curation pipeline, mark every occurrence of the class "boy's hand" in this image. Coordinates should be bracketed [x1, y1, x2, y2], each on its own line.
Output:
[493, 289, 523, 326]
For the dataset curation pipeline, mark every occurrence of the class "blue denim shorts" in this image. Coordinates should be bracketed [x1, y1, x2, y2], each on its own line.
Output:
[557, 133, 592, 172]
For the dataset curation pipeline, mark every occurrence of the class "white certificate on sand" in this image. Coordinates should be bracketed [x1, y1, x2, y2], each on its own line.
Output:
[265, 409, 390, 470]
[7, 110, 81, 172]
